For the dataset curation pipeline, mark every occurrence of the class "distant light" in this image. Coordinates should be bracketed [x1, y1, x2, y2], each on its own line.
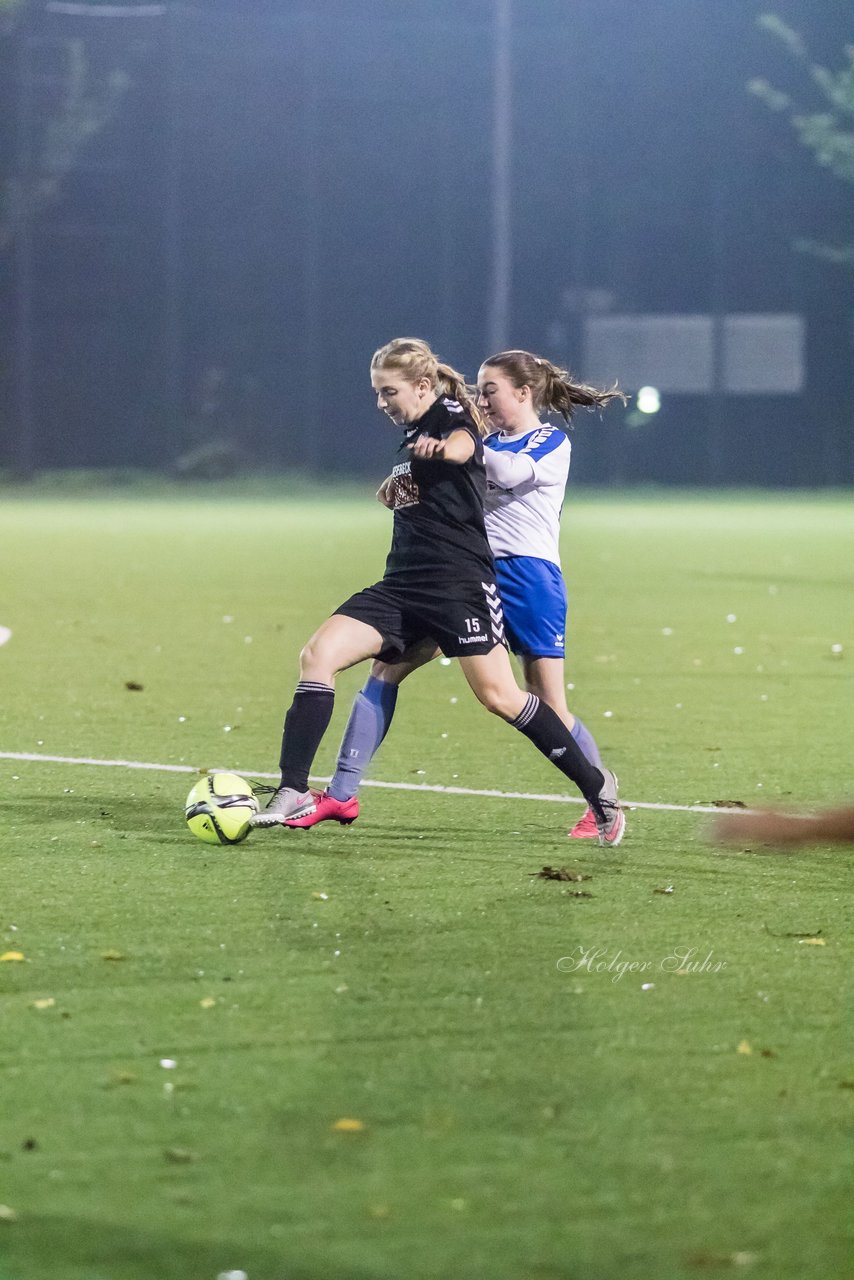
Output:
[636, 386, 661, 414]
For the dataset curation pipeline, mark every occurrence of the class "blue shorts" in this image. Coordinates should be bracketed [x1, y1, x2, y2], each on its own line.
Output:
[495, 556, 567, 658]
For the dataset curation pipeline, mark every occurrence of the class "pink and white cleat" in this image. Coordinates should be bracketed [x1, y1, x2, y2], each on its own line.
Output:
[284, 789, 359, 829]
[592, 768, 625, 847]
[250, 786, 316, 828]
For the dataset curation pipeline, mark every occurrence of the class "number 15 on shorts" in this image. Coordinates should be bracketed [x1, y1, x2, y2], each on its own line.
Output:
[464, 617, 481, 633]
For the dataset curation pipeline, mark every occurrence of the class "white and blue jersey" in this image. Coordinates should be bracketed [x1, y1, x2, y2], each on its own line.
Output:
[484, 423, 572, 658]
[484, 422, 570, 564]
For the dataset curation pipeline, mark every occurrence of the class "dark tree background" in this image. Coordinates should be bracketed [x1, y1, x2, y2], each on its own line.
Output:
[1, 0, 851, 483]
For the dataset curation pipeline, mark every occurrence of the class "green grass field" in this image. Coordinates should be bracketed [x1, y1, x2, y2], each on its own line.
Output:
[0, 482, 851, 1280]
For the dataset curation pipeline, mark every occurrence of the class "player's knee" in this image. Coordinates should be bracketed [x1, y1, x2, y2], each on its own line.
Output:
[474, 682, 516, 719]
[298, 637, 333, 681]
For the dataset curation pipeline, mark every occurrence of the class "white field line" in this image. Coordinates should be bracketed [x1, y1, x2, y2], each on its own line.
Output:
[0, 750, 751, 816]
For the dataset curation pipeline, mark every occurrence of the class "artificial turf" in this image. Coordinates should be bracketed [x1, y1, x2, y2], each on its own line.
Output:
[0, 481, 851, 1280]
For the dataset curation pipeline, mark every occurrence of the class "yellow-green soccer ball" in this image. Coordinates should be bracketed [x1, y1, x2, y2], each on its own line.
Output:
[184, 772, 258, 845]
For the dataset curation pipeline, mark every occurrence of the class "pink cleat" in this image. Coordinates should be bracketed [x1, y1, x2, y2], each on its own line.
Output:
[284, 789, 359, 829]
[568, 807, 600, 839]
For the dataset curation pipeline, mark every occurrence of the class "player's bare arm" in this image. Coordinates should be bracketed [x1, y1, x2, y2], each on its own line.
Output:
[407, 428, 475, 464]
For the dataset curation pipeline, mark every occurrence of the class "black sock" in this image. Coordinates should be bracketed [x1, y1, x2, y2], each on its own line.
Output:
[511, 694, 604, 805]
[279, 682, 335, 791]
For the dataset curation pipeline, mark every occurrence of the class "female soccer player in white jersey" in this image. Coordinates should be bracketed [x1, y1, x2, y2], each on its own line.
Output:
[252, 338, 624, 845]
[280, 346, 625, 840]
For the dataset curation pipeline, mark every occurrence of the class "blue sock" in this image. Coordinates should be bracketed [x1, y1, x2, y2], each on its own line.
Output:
[570, 716, 603, 769]
[327, 675, 399, 802]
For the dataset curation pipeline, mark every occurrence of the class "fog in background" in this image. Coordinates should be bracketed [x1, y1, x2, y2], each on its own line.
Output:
[1, 0, 851, 484]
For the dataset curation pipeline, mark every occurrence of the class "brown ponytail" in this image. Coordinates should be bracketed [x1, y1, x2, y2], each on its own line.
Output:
[482, 349, 626, 426]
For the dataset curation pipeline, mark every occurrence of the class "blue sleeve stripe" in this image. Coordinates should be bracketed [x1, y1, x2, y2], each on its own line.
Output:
[486, 427, 567, 461]
[522, 429, 567, 461]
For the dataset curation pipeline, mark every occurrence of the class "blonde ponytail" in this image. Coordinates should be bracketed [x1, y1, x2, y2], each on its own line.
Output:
[435, 362, 488, 437]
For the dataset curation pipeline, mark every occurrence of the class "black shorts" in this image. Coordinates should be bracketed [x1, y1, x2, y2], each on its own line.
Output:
[335, 575, 506, 660]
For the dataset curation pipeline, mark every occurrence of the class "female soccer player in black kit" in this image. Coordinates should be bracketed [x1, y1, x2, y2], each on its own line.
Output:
[252, 337, 624, 845]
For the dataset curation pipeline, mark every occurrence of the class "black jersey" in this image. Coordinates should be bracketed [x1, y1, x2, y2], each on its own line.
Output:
[384, 397, 493, 581]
